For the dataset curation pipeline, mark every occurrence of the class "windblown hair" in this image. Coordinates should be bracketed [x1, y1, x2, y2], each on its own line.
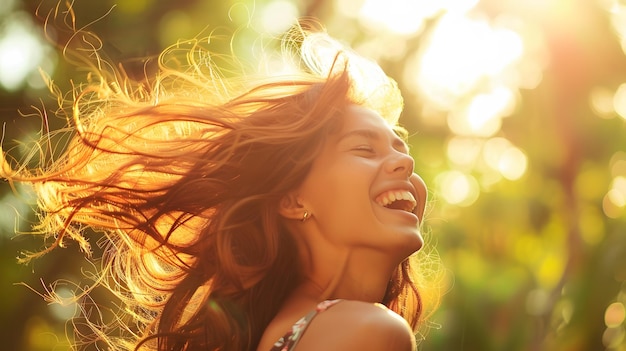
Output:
[1, 12, 439, 351]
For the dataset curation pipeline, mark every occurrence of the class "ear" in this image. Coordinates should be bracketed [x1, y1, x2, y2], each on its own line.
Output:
[278, 191, 306, 220]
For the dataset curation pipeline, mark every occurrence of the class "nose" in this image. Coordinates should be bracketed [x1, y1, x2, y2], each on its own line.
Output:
[386, 150, 415, 178]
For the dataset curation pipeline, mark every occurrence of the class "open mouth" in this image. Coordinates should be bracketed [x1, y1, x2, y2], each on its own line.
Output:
[375, 190, 417, 213]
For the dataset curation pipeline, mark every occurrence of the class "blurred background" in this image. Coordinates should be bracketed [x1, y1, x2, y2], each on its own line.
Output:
[1, 0, 626, 350]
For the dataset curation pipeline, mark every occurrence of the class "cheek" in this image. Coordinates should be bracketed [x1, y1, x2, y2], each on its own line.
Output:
[316, 172, 376, 231]
[324, 162, 372, 201]
[305, 166, 373, 219]
[300, 153, 380, 227]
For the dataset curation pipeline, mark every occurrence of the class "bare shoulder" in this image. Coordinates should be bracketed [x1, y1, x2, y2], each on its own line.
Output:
[296, 300, 416, 351]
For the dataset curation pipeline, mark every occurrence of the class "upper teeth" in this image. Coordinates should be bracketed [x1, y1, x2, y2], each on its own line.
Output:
[376, 190, 417, 212]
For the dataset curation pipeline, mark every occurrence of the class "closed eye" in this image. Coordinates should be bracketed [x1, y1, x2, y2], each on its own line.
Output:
[352, 145, 375, 153]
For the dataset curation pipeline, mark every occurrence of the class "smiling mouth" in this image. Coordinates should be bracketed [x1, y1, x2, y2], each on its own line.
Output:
[375, 190, 417, 213]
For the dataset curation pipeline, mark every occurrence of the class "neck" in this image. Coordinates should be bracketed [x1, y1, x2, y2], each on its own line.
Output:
[299, 247, 398, 303]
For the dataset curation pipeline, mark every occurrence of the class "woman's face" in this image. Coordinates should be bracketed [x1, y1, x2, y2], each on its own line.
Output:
[295, 105, 427, 258]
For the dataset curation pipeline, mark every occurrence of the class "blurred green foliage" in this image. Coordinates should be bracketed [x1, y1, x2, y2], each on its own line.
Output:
[1, 0, 625, 350]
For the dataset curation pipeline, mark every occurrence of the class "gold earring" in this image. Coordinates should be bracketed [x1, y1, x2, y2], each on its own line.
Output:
[302, 210, 309, 222]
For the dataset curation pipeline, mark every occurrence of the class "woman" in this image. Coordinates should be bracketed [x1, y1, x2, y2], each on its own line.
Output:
[1, 15, 438, 351]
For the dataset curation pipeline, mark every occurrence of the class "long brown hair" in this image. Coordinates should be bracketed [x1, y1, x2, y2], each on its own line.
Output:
[1, 11, 436, 351]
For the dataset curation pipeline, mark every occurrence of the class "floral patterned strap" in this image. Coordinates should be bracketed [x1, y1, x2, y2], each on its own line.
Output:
[270, 299, 342, 351]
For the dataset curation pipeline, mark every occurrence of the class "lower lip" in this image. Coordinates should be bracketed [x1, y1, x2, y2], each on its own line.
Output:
[379, 206, 420, 223]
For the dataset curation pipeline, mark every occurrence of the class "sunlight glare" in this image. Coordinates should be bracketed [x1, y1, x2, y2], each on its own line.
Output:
[49, 287, 77, 321]
[448, 108, 502, 137]
[437, 170, 479, 206]
[498, 147, 528, 180]
[613, 83, 626, 120]
[590, 86, 617, 118]
[604, 174, 626, 218]
[608, 176, 626, 207]
[466, 87, 516, 132]
[603, 191, 625, 218]
[358, 0, 439, 35]
[259, 1, 299, 34]
[355, 0, 480, 35]
[605, 302, 626, 328]
[482, 138, 511, 169]
[410, 12, 524, 109]
[611, 153, 626, 178]
[611, 164, 626, 180]
[482, 137, 527, 180]
[446, 137, 483, 169]
[613, 176, 626, 195]
[605, 0, 626, 55]
[0, 13, 48, 91]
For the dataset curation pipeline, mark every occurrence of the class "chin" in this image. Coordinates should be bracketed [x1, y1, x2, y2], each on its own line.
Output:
[392, 231, 424, 259]
[407, 238, 424, 256]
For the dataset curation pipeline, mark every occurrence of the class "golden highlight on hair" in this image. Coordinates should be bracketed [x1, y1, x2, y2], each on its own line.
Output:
[1, 7, 441, 351]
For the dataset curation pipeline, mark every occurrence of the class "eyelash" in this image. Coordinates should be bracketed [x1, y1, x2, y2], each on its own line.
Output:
[352, 145, 375, 153]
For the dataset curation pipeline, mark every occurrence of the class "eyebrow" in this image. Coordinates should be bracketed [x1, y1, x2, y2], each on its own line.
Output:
[339, 129, 409, 153]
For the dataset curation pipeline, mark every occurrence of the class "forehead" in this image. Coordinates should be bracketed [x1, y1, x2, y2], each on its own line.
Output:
[341, 105, 396, 132]
[339, 105, 406, 142]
